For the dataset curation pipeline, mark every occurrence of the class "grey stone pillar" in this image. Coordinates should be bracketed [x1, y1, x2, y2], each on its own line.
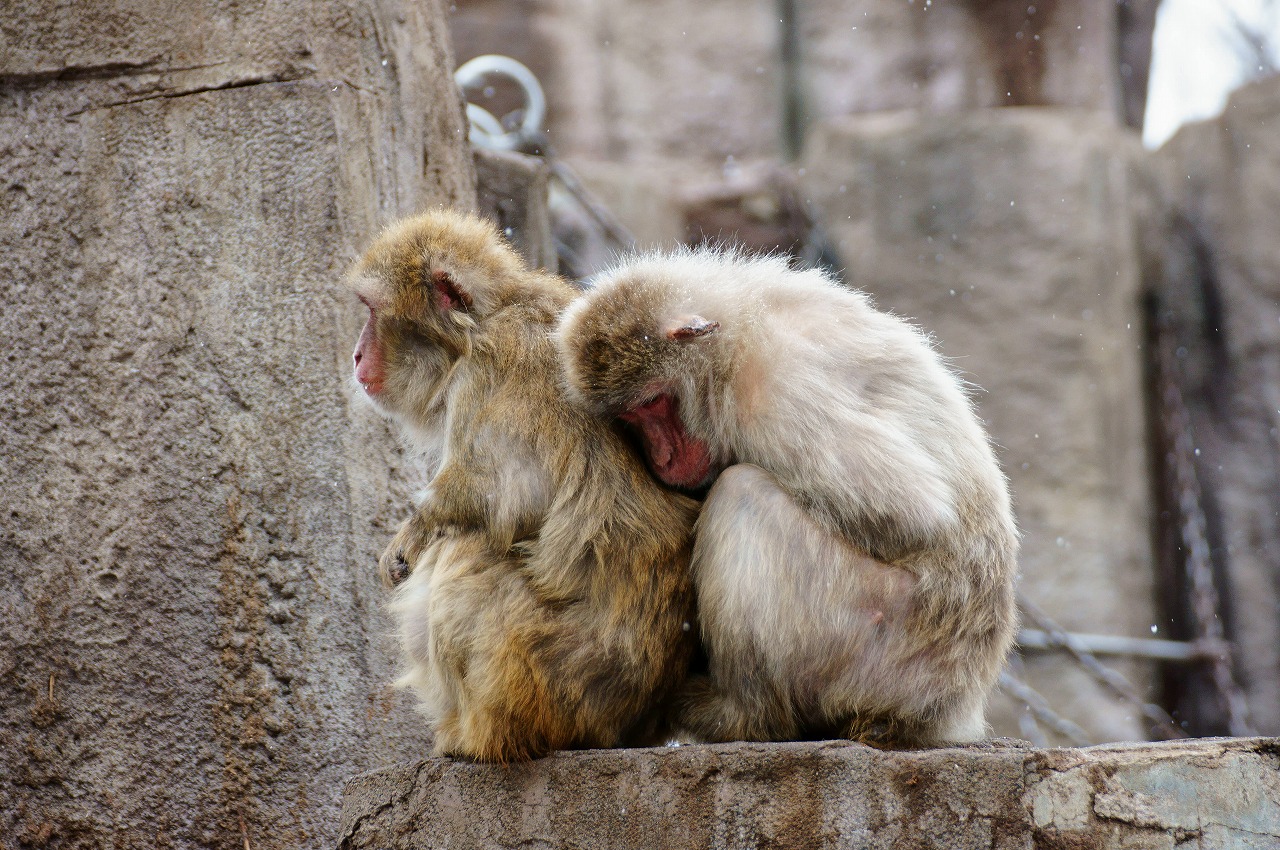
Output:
[0, 0, 474, 845]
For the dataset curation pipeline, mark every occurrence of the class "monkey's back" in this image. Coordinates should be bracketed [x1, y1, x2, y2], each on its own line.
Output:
[722, 263, 1019, 736]
[559, 250, 1018, 744]
[594, 251, 1016, 568]
[403, 289, 698, 760]
[713, 261, 1018, 684]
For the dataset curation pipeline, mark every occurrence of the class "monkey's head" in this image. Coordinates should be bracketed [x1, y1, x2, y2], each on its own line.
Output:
[555, 254, 730, 491]
[344, 210, 553, 439]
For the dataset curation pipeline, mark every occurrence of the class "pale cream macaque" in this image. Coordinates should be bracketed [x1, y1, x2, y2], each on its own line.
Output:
[346, 210, 698, 762]
[555, 250, 1018, 747]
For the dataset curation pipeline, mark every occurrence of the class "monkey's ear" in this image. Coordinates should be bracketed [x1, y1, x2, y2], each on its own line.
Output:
[432, 269, 473, 312]
[664, 315, 720, 341]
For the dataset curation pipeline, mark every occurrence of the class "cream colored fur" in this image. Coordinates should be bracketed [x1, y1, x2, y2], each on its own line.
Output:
[556, 249, 1018, 747]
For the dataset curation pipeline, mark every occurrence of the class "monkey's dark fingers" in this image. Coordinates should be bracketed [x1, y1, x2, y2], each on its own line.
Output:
[390, 552, 410, 584]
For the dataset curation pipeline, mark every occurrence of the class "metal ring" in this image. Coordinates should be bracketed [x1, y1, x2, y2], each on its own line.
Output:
[455, 55, 547, 150]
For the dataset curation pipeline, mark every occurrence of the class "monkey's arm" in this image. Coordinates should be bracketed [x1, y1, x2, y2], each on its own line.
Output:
[379, 427, 554, 586]
[679, 462, 936, 744]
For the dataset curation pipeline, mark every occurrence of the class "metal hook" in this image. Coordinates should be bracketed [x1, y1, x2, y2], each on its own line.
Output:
[455, 55, 547, 150]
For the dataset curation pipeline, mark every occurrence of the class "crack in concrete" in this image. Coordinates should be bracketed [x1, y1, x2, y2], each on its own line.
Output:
[1209, 823, 1280, 839]
[65, 72, 313, 116]
[339, 761, 431, 847]
[1, 57, 164, 84]
[1, 58, 234, 86]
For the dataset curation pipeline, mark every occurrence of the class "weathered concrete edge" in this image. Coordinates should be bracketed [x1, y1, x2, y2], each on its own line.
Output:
[337, 737, 1280, 848]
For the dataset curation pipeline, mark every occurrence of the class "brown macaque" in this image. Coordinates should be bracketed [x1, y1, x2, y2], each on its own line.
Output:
[555, 250, 1019, 748]
[345, 210, 698, 762]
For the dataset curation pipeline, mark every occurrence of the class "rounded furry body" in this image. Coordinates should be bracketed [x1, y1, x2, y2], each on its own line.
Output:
[555, 250, 1019, 747]
[346, 211, 698, 762]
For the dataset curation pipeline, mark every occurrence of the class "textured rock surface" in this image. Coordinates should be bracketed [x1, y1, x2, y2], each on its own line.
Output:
[0, 0, 472, 846]
[338, 737, 1280, 849]
[802, 109, 1159, 744]
[1155, 76, 1280, 735]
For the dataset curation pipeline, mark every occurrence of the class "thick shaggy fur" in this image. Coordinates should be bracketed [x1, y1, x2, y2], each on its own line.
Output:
[555, 250, 1018, 747]
[346, 211, 698, 762]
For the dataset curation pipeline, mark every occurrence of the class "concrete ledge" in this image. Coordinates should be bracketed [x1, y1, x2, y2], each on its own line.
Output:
[337, 737, 1279, 849]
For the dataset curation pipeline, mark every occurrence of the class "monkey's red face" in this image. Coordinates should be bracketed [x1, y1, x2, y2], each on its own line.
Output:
[619, 393, 715, 490]
[353, 297, 387, 398]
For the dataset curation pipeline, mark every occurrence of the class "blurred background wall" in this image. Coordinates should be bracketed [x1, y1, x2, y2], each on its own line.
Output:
[450, 0, 1280, 746]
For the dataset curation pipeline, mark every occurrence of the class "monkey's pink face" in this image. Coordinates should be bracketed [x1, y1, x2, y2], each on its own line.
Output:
[353, 296, 387, 398]
[619, 393, 715, 490]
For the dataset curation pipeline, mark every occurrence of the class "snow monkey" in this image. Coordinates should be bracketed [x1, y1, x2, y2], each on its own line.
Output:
[554, 250, 1019, 748]
[345, 210, 699, 762]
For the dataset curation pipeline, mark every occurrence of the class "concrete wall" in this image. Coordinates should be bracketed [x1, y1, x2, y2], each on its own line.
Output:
[0, 0, 473, 845]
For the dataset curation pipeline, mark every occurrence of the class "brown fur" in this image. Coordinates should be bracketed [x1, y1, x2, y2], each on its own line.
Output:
[345, 210, 698, 762]
[555, 250, 1019, 748]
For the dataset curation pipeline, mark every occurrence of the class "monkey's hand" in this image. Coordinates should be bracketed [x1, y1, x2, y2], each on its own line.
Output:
[379, 511, 441, 588]
[377, 534, 413, 589]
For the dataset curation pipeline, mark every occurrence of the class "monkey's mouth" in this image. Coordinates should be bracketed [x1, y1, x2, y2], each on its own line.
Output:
[619, 393, 714, 490]
[354, 359, 385, 397]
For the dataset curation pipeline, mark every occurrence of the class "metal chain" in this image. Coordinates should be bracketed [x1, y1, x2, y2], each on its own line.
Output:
[1006, 314, 1256, 742]
[1018, 594, 1186, 739]
[1153, 312, 1255, 736]
[1003, 311, 1261, 742]
[1003, 653, 1048, 746]
[997, 669, 1092, 747]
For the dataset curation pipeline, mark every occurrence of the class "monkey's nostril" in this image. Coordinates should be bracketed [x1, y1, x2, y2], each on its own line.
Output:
[354, 349, 362, 365]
